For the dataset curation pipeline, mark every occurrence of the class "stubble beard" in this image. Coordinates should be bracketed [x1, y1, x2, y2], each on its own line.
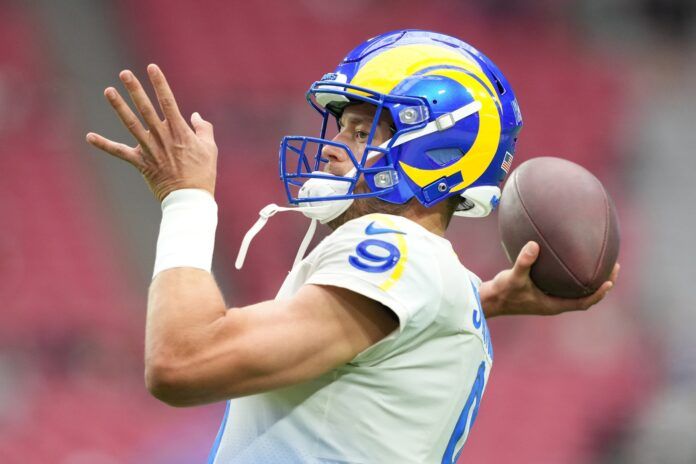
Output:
[326, 180, 416, 230]
[325, 179, 460, 231]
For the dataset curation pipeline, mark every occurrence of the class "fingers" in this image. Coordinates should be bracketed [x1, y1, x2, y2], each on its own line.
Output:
[86, 132, 143, 167]
[537, 273, 615, 314]
[574, 264, 619, 310]
[104, 87, 149, 146]
[558, 280, 613, 313]
[511, 241, 539, 279]
[191, 112, 214, 142]
[581, 281, 613, 308]
[576, 263, 620, 309]
[609, 263, 620, 284]
[147, 64, 188, 132]
[119, 69, 163, 133]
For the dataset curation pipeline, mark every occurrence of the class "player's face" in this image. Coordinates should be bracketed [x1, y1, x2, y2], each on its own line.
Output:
[321, 103, 393, 176]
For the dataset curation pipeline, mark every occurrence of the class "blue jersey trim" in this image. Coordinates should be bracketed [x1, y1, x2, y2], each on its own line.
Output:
[207, 401, 231, 464]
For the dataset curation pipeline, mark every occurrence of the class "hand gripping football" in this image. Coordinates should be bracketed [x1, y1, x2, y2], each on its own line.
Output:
[498, 157, 620, 298]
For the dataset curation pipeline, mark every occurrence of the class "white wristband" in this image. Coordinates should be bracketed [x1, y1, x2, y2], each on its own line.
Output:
[153, 189, 218, 278]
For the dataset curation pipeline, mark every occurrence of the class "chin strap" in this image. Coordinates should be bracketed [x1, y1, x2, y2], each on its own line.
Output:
[235, 204, 321, 270]
[236, 170, 355, 270]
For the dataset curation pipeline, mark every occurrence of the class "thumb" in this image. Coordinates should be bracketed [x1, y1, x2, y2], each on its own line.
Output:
[191, 112, 214, 141]
[512, 241, 539, 278]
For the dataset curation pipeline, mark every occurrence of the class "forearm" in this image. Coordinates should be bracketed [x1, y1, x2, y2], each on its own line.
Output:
[145, 268, 230, 402]
[145, 188, 228, 402]
[146, 268, 227, 362]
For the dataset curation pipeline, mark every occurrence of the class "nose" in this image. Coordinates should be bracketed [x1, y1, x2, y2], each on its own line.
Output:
[321, 134, 349, 163]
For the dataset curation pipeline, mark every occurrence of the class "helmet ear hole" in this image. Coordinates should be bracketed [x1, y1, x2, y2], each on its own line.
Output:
[456, 197, 475, 212]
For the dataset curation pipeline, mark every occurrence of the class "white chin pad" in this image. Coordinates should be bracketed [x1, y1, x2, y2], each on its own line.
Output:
[297, 171, 354, 223]
[453, 186, 501, 218]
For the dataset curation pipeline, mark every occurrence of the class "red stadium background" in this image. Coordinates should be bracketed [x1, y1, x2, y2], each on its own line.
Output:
[1, 0, 694, 462]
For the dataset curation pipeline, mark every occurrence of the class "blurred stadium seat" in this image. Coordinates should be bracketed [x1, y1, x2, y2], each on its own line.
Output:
[0, 5, 219, 462]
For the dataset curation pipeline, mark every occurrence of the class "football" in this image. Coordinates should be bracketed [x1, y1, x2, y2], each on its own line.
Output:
[497, 157, 620, 298]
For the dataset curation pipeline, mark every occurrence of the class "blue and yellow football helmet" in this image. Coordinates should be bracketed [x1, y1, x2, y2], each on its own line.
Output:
[279, 29, 523, 217]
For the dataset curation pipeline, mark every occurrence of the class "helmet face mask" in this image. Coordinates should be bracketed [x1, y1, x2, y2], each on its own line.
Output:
[279, 29, 523, 218]
[280, 81, 435, 205]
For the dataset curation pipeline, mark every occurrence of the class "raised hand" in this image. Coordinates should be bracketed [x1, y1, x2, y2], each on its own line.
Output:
[86, 64, 217, 202]
[479, 241, 620, 318]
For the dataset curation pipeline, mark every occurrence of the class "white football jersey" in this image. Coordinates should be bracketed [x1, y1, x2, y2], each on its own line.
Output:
[210, 213, 493, 464]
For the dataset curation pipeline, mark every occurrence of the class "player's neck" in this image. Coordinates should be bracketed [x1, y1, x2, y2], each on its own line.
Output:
[401, 202, 449, 237]
[328, 196, 450, 236]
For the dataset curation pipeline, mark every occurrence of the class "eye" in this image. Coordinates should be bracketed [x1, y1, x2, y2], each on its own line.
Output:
[356, 130, 369, 141]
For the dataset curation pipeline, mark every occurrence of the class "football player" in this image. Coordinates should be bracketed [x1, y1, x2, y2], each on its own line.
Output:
[86, 30, 618, 463]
